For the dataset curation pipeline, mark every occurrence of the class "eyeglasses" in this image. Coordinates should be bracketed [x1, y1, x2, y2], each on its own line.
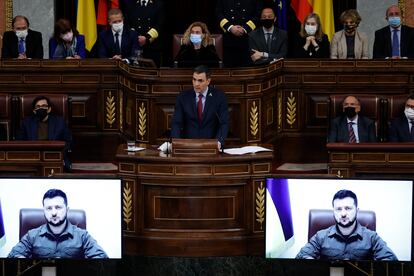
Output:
[34, 104, 49, 109]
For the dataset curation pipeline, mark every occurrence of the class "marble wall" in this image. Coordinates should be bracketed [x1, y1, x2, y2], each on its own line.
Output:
[358, 0, 398, 58]
[13, 0, 55, 58]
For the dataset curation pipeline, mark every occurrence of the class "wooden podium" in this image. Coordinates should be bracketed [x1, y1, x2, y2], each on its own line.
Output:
[116, 142, 273, 256]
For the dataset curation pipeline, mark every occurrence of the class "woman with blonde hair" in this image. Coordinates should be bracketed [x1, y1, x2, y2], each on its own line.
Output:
[174, 21, 220, 67]
[293, 13, 330, 58]
[330, 9, 369, 59]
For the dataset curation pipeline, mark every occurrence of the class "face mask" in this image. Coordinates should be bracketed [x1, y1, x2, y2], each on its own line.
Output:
[16, 29, 28, 39]
[388, 16, 401, 28]
[61, 31, 73, 42]
[35, 108, 48, 121]
[305, 25, 317, 35]
[260, 19, 274, 29]
[404, 108, 414, 120]
[344, 24, 357, 33]
[344, 107, 357, 119]
[190, 34, 202, 45]
[112, 22, 124, 33]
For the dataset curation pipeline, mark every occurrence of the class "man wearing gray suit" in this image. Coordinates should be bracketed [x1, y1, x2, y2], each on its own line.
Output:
[248, 7, 287, 65]
[328, 95, 376, 143]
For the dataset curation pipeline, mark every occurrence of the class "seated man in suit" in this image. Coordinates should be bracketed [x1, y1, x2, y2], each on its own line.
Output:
[373, 4, 414, 59]
[98, 8, 139, 61]
[296, 189, 397, 260]
[389, 94, 414, 142]
[248, 7, 287, 65]
[1, 15, 43, 59]
[328, 95, 376, 143]
[16, 96, 72, 171]
[8, 189, 107, 258]
[171, 65, 229, 148]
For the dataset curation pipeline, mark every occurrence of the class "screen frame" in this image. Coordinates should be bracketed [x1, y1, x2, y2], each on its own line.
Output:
[264, 176, 414, 263]
[0, 176, 123, 260]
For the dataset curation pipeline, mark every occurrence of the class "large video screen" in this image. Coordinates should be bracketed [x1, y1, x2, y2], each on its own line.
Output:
[0, 178, 122, 259]
[265, 178, 413, 261]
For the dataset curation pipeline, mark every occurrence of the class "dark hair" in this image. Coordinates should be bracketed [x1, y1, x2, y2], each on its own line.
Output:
[12, 15, 30, 28]
[108, 8, 123, 20]
[193, 65, 211, 78]
[407, 94, 414, 101]
[332, 189, 358, 207]
[43, 189, 68, 206]
[32, 96, 51, 110]
[53, 18, 79, 42]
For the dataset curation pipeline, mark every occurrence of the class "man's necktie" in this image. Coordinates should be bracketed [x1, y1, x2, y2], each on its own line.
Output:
[266, 33, 272, 52]
[392, 29, 400, 57]
[18, 38, 25, 55]
[197, 94, 203, 124]
[114, 32, 121, 55]
[410, 121, 414, 141]
[348, 122, 356, 143]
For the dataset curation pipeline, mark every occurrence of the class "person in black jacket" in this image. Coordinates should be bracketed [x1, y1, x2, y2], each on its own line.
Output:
[373, 4, 414, 59]
[174, 22, 220, 68]
[1, 15, 43, 59]
[292, 13, 330, 58]
[389, 94, 414, 142]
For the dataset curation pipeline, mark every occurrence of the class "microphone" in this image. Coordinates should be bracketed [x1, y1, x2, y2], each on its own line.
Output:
[165, 129, 171, 155]
[215, 112, 224, 154]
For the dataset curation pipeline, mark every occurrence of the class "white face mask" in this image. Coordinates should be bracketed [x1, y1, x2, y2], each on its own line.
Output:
[404, 108, 414, 120]
[112, 22, 124, 33]
[16, 29, 28, 39]
[305, 25, 317, 35]
[61, 31, 73, 42]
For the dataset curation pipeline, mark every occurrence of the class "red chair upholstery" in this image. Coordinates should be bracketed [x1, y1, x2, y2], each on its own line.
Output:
[308, 209, 376, 240]
[19, 208, 86, 238]
[172, 34, 223, 61]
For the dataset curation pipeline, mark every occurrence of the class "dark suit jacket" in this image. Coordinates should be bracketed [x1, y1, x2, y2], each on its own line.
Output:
[1, 29, 43, 59]
[175, 44, 220, 68]
[171, 87, 229, 144]
[98, 27, 139, 59]
[17, 114, 72, 170]
[373, 25, 414, 58]
[328, 115, 376, 143]
[248, 27, 288, 65]
[389, 116, 412, 142]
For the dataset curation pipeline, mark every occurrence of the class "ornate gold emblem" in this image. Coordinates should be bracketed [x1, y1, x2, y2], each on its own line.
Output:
[250, 101, 259, 137]
[123, 182, 133, 230]
[286, 92, 297, 127]
[138, 102, 147, 139]
[6, 0, 13, 31]
[105, 92, 116, 127]
[256, 181, 265, 230]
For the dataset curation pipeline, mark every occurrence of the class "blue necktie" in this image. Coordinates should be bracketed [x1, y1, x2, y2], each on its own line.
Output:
[18, 38, 25, 54]
[392, 29, 400, 57]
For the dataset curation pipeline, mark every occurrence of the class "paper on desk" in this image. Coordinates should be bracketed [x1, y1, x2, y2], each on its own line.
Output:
[223, 146, 272, 155]
[158, 142, 172, 153]
[127, 146, 145, 152]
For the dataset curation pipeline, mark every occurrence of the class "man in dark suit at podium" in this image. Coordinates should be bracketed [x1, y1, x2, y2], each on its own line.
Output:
[389, 94, 414, 142]
[328, 95, 376, 143]
[171, 65, 229, 148]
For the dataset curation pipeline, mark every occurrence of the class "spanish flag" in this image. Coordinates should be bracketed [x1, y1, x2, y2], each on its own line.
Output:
[76, 0, 97, 51]
[291, 0, 335, 41]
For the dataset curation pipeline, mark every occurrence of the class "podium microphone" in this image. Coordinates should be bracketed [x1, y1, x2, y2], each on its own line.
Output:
[215, 112, 224, 154]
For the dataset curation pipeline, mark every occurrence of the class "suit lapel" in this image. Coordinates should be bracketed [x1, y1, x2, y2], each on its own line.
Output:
[400, 26, 407, 56]
[202, 88, 214, 125]
[385, 28, 392, 56]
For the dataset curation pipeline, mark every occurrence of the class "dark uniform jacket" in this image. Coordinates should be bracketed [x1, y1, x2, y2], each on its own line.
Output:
[1, 29, 43, 59]
[373, 25, 414, 59]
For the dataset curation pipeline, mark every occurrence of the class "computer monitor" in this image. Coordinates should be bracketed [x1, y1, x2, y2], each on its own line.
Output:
[0, 177, 122, 259]
[265, 177, 413, 261]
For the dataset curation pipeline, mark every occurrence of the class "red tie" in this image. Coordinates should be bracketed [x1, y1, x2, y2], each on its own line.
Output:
[348, 122, 356, 143]
[197, 93, 203, 124]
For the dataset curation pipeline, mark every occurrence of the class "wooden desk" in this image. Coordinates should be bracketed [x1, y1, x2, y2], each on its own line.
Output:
[0, 141, 64, 176]
[327, 142, 414, 178]
[116, 144, 273, 256]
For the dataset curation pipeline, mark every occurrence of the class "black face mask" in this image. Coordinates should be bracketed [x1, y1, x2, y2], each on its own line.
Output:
[35, 108, 48, 121]
[344, 107, 357, 119]
[260, 19, 274, 29]
[344, 24, 357, 33]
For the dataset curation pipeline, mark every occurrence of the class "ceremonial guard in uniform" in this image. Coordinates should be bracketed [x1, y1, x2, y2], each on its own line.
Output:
[216, 0, 262, 67]
[123, 0, 165, 67]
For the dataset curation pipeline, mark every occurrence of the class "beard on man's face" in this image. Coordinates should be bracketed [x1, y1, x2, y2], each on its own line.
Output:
[336, 214, 357, 228]
[47, 214, 67, 227]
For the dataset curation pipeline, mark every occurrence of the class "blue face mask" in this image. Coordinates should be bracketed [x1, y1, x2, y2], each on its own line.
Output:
[388, 16, 401, 28]
[190, 34, 202, 45]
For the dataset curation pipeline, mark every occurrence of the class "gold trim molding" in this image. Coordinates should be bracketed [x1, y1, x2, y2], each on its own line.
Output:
[255, 181, 265, 230]
[6, 0, 13, 31]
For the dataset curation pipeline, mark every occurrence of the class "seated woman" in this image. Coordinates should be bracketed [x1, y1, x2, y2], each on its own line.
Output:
[292, 13, 330, 58]
[174, 21, 220, 67]
[49, 19, 86, 59]
[330, 9, 368, 59]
